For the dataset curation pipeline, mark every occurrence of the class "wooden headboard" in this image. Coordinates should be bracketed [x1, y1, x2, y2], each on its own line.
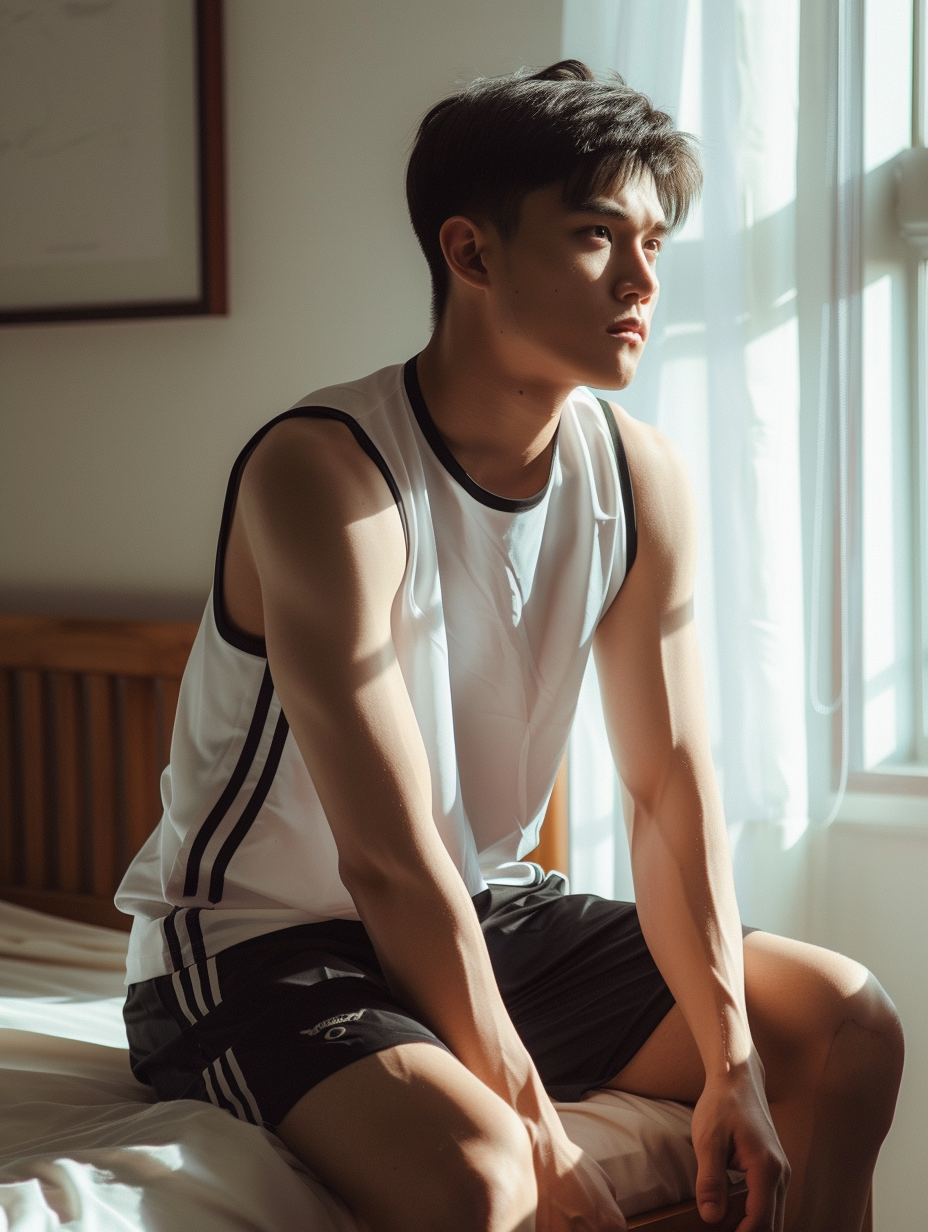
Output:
[0, 615, 198, 930]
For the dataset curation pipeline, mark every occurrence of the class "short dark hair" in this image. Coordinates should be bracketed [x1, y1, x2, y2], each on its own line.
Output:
[406, 59, 702, 328]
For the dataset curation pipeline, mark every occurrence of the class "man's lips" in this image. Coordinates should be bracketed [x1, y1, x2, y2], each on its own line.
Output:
[607, 318, 646, 342]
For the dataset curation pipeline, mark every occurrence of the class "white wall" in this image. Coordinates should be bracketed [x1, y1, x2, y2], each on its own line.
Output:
[805, 822, 928, 1231]
[0, 0, 562, 619]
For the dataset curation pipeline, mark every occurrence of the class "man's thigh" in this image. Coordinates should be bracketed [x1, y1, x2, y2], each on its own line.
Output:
[604, 930, 874, 1101]
[276, 1042, 534, 1231]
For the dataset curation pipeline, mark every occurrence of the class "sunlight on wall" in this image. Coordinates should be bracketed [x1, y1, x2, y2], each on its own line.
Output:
[863, 0, 913, 172]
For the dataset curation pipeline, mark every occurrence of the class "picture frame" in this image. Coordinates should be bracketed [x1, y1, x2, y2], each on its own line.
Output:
[0, 0, 226, 325]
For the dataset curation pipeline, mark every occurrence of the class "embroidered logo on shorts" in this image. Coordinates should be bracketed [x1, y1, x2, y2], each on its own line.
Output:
[302, 1010, 365, 1039]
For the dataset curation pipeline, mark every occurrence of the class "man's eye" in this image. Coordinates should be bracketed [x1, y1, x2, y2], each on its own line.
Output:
[586, 225, 611, 241]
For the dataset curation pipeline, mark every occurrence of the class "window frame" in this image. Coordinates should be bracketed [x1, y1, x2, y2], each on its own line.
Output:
[800, 0, 928, 817]
[836, 0, 928, 799]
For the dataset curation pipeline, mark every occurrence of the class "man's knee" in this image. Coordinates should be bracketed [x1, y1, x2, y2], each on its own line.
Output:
[828, 972, 905, 1122]
[793, 956, 904, 1133]
[850, 971, 904, 1053]
[746, 936, 903, 1111]
[413, 1105, 537, 1232]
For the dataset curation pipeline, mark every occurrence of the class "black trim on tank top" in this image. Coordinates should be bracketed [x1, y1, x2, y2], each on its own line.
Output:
[596, 398, 638, 575]
[175, 907, 208, 969]
[403, 355, 556, 514]
[207, 710, 291, 904]
[212, 406, 409, 658]
[163, 908, 185, 972]
[184, 910, 208, 967]
[181, 664, 275, 899]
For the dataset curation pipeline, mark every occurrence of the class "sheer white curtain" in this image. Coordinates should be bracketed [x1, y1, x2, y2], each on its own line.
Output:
[562, 0, 810, 935]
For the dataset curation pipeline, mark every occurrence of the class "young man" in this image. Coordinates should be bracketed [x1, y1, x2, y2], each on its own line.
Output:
[117, 61, 903, 1232]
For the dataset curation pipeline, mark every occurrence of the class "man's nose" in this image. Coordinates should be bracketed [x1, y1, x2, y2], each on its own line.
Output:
[616, 248, 658, 301]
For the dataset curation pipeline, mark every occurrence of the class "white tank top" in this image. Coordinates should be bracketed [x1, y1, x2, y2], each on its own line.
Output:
[116, 356, 637, 984]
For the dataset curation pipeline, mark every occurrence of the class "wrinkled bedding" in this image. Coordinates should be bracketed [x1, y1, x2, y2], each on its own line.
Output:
[0, 901, 699, 1228]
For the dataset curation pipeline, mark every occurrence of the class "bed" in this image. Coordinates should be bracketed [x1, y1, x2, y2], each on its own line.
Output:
[0, 612, 773, 1230]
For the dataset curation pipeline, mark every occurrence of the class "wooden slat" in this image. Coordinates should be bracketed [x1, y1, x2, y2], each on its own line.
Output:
[531, 754, 569, 875]
[0, 885, 131, 932]
[123, 676, 161, 863]
[84, 674, 117, 897]
[18, 670, 46, 890]
[49, 673, 83, 893]
[628, 1184, 747, 1230]
[0, 671, 13, 884]
[0, 614, 197, 678]
[0, 619, 195, 923]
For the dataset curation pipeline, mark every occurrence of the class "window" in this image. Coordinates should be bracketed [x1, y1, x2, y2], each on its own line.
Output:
[834, 0, 928, 790]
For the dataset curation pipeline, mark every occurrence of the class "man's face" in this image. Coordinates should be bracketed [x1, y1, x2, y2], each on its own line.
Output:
[479, 171, 666, 391]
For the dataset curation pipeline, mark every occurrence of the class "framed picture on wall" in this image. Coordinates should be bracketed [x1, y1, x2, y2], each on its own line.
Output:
[0, 0, 226, 325]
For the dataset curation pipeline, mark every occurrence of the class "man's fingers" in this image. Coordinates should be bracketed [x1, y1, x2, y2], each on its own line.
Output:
[694, 1138, 730, 1224]
[689, 1069, 789, 1232]
[739, 1152, 788, 1232]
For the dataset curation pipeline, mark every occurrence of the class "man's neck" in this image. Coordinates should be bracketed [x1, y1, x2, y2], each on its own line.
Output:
[415, 323, 575, 501]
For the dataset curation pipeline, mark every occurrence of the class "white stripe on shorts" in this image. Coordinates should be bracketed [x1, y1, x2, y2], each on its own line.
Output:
[212, 1057, 248, 1122]
[187, 962, 210, 1017]
[203, 1066, 223, 1109]
[225, 1048, 263, 1126]
[207, 956, 222, 1007]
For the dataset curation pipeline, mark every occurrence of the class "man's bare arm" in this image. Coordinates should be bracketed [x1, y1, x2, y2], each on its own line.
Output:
[594, 409, 788, 1229]
[236, 417, 623, 1231]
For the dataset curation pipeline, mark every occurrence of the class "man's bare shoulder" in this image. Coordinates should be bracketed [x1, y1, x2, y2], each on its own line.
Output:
[229, 414, 406, 643]
[242, 415, 400, 528]
[602, 402, 697, 617]
[607, 400, 697, 562]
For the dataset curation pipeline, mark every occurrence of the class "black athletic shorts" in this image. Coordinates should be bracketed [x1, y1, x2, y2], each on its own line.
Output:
[124, 875, 676, 1130]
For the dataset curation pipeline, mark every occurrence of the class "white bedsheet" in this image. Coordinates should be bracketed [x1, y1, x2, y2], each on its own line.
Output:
[0, 901, 699, 1228]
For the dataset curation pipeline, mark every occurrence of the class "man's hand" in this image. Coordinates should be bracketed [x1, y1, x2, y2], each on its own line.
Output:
[529, 1103, 628, 1232]
[689, 1055, 789, 1232]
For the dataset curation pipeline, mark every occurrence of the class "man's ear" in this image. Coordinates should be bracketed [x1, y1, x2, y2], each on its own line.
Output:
[438, 216, 495, 293]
